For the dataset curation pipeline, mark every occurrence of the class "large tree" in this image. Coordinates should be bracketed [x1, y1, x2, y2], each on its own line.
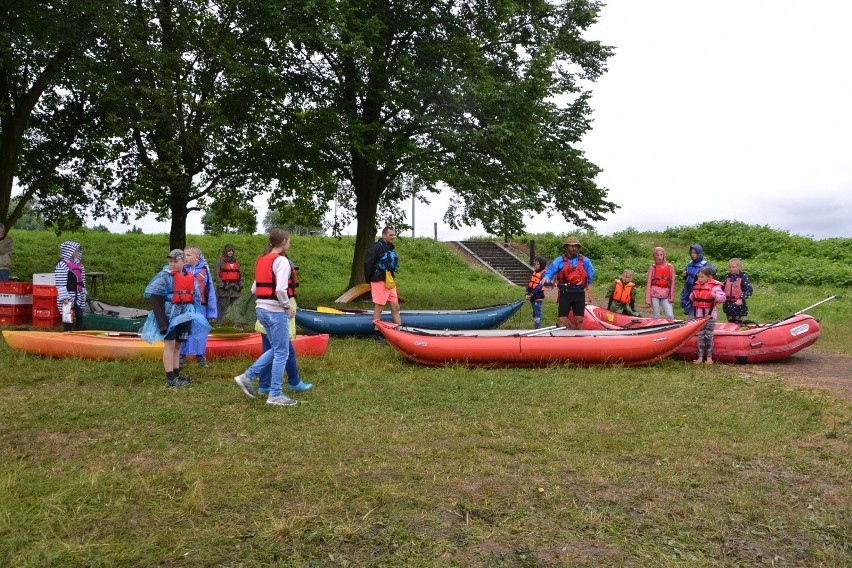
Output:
[98, 0, 271, 249]
[0, 0, 118, 231]
[248, 0, 615, 287]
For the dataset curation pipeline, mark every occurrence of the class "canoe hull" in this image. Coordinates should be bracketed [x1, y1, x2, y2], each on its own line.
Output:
[1, 330, 329, 360]
[83, 301, 149, 333]
[581, 305, 820, 363]
[375, 318, 705, 367]
[295, 301, 524, 336]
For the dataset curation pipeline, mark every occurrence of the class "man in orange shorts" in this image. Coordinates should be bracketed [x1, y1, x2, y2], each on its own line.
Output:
[364, 226, 401, 334]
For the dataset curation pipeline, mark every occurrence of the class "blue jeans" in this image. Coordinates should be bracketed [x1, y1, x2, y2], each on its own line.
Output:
[651, 297, 674, 319]
[0, 269, 9, 282]
[257, 334, 301, 391]
[244, 309, 289, 397]
[531, 300, 543, 329]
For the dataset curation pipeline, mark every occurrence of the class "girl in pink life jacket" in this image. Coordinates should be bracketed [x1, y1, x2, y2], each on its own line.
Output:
[55, 240, 87, 331]
[689, 266, 727, 364]
[645, 246, 676, 319]
[722, 258, 753, 325]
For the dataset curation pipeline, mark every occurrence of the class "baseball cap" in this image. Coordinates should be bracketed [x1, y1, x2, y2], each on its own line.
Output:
[167, 249, 185, 260]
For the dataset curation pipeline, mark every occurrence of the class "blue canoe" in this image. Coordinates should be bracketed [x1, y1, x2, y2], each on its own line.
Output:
[295, 301, 525, 336]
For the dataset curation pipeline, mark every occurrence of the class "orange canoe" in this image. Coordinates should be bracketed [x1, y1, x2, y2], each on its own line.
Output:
[581, 305, 821, 364]
[374, 318, 705, 367]
[1, 330, 328, 361]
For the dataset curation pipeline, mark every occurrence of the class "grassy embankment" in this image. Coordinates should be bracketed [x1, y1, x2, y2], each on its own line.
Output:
[0, 224, 849, 566]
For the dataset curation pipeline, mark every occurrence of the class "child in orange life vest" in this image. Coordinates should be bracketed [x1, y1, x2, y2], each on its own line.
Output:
[605, 269, 641, 316]
[525, 256, 549, 329]
[722, 258, 753, 325]
[645, 246, 676, 319]
[141, 249, 211, 387]
[689, 266, 727, 364]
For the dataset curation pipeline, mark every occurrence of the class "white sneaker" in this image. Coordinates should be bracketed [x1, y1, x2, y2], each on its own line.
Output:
[266, 395, 298, 407]
[234, 374, 255, 398]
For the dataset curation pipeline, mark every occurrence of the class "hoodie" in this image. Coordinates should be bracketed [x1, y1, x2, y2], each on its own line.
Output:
[55, 240, 87, 308]
[680, 243, 716, 313]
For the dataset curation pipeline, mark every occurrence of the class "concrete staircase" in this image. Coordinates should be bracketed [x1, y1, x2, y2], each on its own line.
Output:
[456, 241, 532, 286]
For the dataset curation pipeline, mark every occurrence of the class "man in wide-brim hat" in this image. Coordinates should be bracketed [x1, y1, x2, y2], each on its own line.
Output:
[541, 235, 595, 329]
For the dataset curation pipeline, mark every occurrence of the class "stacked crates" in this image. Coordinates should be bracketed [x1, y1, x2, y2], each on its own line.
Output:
[0, 281, 34, 326]
[32, 273, 61, 328]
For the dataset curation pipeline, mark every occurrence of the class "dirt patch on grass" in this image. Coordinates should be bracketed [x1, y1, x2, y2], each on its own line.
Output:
[740, 350, 852, 402]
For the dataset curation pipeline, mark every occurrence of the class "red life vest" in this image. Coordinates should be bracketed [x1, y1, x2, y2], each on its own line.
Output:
[651, 263, 673, 287]
[219, 258, 240, 282]
[691, 279, 721, 312]
[611, 279, 634, 303]
[254, 252, 284, 300]
[287, 259, 299, 298]
[171, 271, 195, 304]
[723, 275, 743, 301]
[194, 266, 209, 305]
[557, 254, 588, 287]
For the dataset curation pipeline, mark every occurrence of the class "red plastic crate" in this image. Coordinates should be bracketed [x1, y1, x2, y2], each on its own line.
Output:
[0, 281, 33, 294]
[33, 316, 62, 328]
[0, 313, 32, 326]
[0, 304, 32, 317]
[33, 296, 59, 310]
[34, 306, 59, 319]
[32, 284, 58, 299]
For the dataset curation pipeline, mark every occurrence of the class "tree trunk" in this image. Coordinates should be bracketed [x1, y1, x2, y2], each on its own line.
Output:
[167, 177, 192, 250]
[347, 155, 382, 289]
[349, 196, 379, 289]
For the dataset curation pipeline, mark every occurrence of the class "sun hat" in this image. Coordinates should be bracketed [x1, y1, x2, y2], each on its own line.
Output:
[167, 249, 185, 260]
[562, 236, 582, 248]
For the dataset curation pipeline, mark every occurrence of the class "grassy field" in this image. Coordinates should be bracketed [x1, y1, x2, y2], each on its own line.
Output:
[0, 228, 850, 566]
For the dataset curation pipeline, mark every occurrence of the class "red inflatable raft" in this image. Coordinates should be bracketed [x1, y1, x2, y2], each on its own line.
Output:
[581, 305, 821, 364]
[374, 318, 705, 367]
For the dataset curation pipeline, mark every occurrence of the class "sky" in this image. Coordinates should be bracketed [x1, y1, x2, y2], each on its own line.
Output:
[99, 1, 852, 240]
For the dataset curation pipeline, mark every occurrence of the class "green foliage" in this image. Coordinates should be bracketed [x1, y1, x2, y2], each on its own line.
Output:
[202, 202, 258, 236]
[662, 220, 852, 286]
[6, 198, 46, 230]
[0, 0, 121, 232]
[262, 202, 325, 236]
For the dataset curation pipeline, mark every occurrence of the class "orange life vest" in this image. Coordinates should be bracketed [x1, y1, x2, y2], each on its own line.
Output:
[171, 271, 195, 304]
[557, 254, 588, 287]
[611, 279, 634, 303]
[254, 252, 284, 300]
[691, 279, 721, 312]
[287, 259, 299, 299]
[527, 269, 545, 290]
[219, 259, 240, 282]
[651, 263, 673, 287]
[723, 275, 743, 301]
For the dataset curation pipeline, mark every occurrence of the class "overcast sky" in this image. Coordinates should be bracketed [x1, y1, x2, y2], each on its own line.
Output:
[110, 1, 852, 240]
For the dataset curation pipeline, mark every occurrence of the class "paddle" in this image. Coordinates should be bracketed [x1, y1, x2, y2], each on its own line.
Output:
[750, 295, 837, 336]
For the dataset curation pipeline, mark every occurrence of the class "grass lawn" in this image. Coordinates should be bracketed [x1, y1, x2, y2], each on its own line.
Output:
[0, 230, 850, 565]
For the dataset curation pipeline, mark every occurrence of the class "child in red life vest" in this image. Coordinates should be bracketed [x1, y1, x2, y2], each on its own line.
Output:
[645, 246, 676, 319]
[606, 269, 641, 316]
[525, 256, 549, 329]
[142, 249, 211, 387]
[689, 266, 727, 364]
[722, 258, 753, 325]
[214, 243, 243, 325]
